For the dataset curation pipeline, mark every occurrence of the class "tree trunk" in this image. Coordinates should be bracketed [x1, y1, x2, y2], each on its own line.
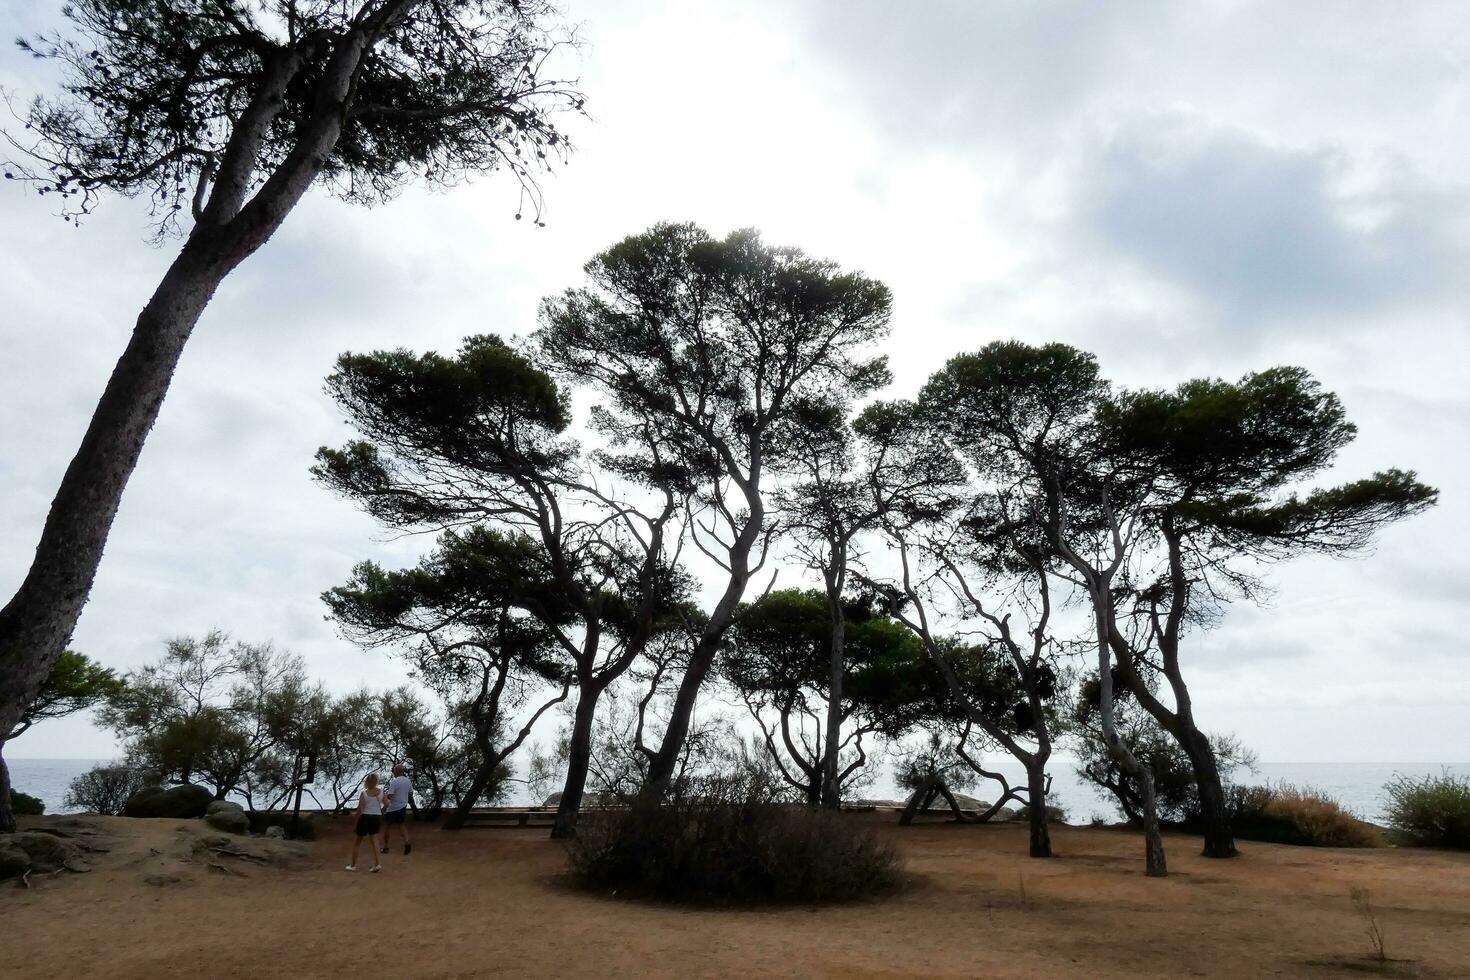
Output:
[1026, 760, 1052, 858]
[1180, 728, 1236, 858]
[0, 239, 230, 773]
[820, 558, 846, 810]
[0, 749, 13, 833]
[551, 686, 599, 839]
[639, 632, 719, 802]
[443, 761, 499, 831]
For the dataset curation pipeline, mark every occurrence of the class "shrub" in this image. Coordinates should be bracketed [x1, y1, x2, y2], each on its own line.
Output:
[565, 769, 902, 903]
[64, 764, 158, 816]
[1383, 771, 1470, 849]
[9, 790, 45, 816]
[1233, 783, 1382, 848]
[1016, 803, 1068, 825]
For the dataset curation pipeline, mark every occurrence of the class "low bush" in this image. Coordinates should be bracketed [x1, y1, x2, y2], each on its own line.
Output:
[565, 769, 902, 904]
[1383, 771, 1470, 849]
[9, 790, 45, 816]
[64, 764, 158, 816]
[1232, 783, 1382, 848]
[1015, 802, 1068, 825]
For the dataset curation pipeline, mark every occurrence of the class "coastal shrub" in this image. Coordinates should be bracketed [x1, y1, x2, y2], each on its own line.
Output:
[565, 770, 902, 903]
[1016, 802, 1068, 825]
[64, 764, 158, 816]
[1233, 784, 1382, 848]
[1383, 772, 1470, 849]
[9, 790, 44, 816]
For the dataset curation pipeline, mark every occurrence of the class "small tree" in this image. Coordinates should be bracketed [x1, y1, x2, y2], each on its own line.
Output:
[315, 334, 685, 837]
[723, 590, 928, 805]
[98, 630, 314, 801]
[535, 222, 894, 803]
[0, 0, 582, 832]
[65, 763, 159, 816]
[326, 549, 571, 828]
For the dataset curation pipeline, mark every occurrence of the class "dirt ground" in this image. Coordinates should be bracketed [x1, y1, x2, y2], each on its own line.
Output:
[5, 812, 1469, 979]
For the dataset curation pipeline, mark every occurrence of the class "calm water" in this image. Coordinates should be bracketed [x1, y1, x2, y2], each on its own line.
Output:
[11, 757, 1466, 825]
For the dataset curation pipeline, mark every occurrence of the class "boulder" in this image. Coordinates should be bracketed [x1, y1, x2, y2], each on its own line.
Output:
[542, 792, 563, 807]
[0, 831, 80, 877]
[264, 826, 286, 840]
[204, 804, 250, 835]
[0, 841, 29, 879]
[124, 784, 214, 819]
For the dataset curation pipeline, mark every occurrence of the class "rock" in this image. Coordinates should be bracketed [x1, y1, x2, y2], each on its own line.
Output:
[0, 832, 80, 877]
[204, 806, 250, 835]
[264, 826, 286, 840]
[0, 841, 29, 879]
[542, 792, 563, 807]
[246, 810, 317, 840]
[205, 800, 245, 817]
[143, 871, 186, 887]
[124, 784, 213, 819]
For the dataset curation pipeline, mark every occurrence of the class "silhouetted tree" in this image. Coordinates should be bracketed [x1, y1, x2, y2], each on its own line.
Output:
[535, 222, 893, 803]
[315, 335, 684, 837]
[325, 546, 571, 828]
[1097, 367, 1436, 857]
[0, 0, 582, 831]
[722, 589, 929, 805]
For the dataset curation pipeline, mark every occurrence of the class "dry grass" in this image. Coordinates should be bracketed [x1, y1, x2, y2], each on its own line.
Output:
[1263, 784, 1384, 848]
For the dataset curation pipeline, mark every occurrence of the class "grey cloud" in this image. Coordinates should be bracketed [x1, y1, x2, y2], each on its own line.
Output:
[1078, 119, 1468, 322]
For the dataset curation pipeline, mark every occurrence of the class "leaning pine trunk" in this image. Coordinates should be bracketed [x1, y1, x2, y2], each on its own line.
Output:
[0, 238, 228, 832]
[0, 753, 12, 833]
[551, 688, 599, 839]
[1093, 619, 1166, 877]
[444, 763, 497, 830]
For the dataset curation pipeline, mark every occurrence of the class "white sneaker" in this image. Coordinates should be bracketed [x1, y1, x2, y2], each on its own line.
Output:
[345, 865, 357, 872]
[370, 865, 381, 873]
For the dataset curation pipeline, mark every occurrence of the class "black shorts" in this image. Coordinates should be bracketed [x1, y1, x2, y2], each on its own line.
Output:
[355, 814, 382, 837]
[384, 807, 408, 825]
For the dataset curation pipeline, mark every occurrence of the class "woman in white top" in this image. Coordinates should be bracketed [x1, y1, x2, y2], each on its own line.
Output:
[346, 772, 384, 872]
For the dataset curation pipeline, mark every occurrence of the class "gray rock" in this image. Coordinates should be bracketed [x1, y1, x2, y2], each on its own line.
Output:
[206, 800, 245, 817]
[0, 832, 80, 876]
[542, 792, 563, 807]
[124, 784, 213, 819]
[204, 806, 250, 835]
[264, 826, 286, 840]
[247, 810, 317, 840]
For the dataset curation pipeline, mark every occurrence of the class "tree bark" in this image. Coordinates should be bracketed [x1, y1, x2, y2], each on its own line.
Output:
[0, 16, 392, 827]
[443, 758, 500, 831]
[819, 553, 846, 810]
[551, 685, 599, 839]
[1026, 759, 1053, 858]
[1180, 727, 1235, 857]
[0, 751, 12, 833]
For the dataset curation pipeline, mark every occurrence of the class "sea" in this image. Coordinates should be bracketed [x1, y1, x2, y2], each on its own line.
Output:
[10, 757, 1467, 826]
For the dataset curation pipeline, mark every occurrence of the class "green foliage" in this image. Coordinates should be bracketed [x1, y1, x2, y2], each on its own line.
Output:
[535, 222, 893, 492]
[9, 790, 44, 816]
[98, 631, 324, 803]
[1383, 771, 1470, 849]
[6, 0, 581, 230]
[1074, 680, 1256, 825]
[565, 766, 902, 903]
[64, 764, 159, 816]
[10, 649, 124, 739]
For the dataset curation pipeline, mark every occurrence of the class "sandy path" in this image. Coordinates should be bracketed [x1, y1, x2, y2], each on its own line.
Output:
[4, 814, 1469, 979]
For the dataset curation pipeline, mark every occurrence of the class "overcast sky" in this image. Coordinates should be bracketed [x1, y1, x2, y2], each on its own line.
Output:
[2, 0, 1467, 763]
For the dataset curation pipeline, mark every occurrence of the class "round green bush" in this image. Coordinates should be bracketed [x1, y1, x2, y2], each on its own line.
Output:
[1384, 772, 1470, 849]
